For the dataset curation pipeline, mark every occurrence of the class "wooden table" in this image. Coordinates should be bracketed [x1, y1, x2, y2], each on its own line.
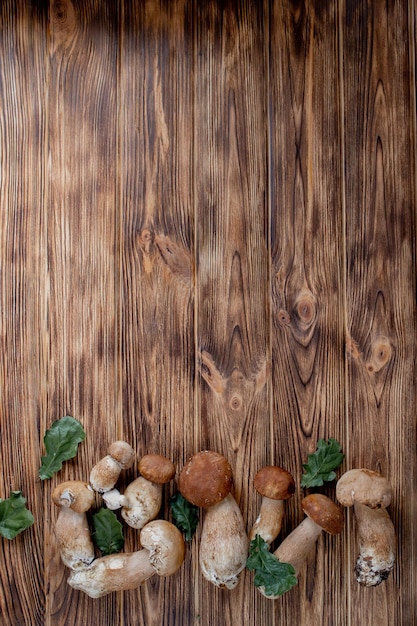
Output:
[0, 1, 415, 624]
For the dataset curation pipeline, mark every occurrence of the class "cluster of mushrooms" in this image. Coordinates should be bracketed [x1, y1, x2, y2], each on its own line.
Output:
[52, 444, 396, 599]
[52, 442, 185, 598]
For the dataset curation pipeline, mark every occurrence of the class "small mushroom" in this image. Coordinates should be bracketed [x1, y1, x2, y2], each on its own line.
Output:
[89, 441, 135, 493]
[178, 450, 248, 590]
[259, 493, 343, 598]
[68, 520, 185, 598]
[336, 468, 396, 586]
[52, 481, 96, 570]
[249, 466, 295, 545]
[103, 454, 176, 530]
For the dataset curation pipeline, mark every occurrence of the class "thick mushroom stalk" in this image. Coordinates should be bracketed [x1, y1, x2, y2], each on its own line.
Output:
[52, 481, 96, 570]
[336, 468, 396, 587]
[258, 493, 344, 599]
[90, 441, 135, 494]
[354, 501, 396, 586]
[178, 450, 248, 589]
[200, 493, 248, 589]
[249, 466, 295, 545]
[68, 520, 185, 598]
[103, 454, 176, 530]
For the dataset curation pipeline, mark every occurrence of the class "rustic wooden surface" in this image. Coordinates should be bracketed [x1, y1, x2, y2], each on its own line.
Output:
[0, 1, 415, 624]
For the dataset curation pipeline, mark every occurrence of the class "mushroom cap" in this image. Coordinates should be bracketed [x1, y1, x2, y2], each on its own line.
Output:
[138, 454, 176, 484]
[140, 519, 185, 576]
[108, 441, 135, 469]
[302, 493, 344, 535]
[178, 450, 233, 508]
[336, 469, 392, 509]
[52, 481, 95, 513]
[253, 466, 295, 500]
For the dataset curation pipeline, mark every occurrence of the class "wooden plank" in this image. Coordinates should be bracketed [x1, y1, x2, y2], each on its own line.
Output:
[0, 3, 47, 625]
[45, 1, 120, 623]
[119, 1, 195, 624]
[194, 1, 271, 623]
[269, 1, 346, 624]
[342, 0, 417, 623]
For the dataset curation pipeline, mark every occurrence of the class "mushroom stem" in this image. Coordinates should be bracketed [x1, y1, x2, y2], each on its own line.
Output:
[68, 520, 185, 598]
[199, 493, 249, 590]
[55, 506, 95, 570]
[68, 549, 156, 598]
[52, 481, 95, 570]
[249, 498, 285, 545]
[354, 501, 396, 587]
[272, 516, 322, 576]
[102, 488, 130, 510]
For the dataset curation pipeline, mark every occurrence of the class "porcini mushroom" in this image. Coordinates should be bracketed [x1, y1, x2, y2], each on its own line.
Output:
[259, 493, 343, 598]
[52, 480, 96, 570]
[89, 440, 135, 493]
[178, 450, 248, 590]
[103, 454, 176, 530]
[336, 468, 396, 586]
[249, 466, 295, 545]
[68, 519, 185, 598]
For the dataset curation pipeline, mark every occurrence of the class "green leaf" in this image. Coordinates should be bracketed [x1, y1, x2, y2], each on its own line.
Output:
[39, 416, 86, 480]
[0, 491, 34, 539]
[300, 438, 345, 489]
[92, 508, 124, 556]
[170, 492, 199, 541]
[246, 535, 297, 597]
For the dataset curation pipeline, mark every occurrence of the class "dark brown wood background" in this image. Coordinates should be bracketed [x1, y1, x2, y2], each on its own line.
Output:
[0, 1, 415, 624]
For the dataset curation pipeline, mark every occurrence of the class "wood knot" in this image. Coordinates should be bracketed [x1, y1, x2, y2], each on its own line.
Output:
[277, 310, 291, 325]
[52, 1, 74, 25]
[53, 1, 67, 22]
[366, 337, 392, 373]
[51, 0, 77, 49]
[294, 290, 316, 327]
[229, 395, 242, 411]
[139, 228, 154, 245]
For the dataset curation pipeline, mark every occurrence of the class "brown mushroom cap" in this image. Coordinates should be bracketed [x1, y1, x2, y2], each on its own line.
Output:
[178, 450, 233, 508]
[254, 466, 295, 500]
[108, 441, 135, 469]
[52, 481, 95, 514]
[138, 454, 176, 484]
[302, 493, 344, 535]
[336, 469, 392, 509]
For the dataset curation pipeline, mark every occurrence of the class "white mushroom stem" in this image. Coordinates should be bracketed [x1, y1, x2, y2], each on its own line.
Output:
[102, 489, 129, 510]
[55, 506, 95, 570]
[249, 498, 285, 545]
[272, 516, 323, 576]
[68, 520, 185, 598]
[52, 481, 95, 571]
[354, 501, 396, 587]
[199, 493, 249, 590]
[68, 549, 156, 598]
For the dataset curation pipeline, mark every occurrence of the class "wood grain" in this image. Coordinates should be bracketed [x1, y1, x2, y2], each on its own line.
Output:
[0, 3, 47, 625]
[195, 1, 271, 623]
[46, 0, 120, 623]
[343, 0, 416, 623]
[119, 1, 195, 624]
[0, 0, 415, 624]
[269, 2, 346, 624]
